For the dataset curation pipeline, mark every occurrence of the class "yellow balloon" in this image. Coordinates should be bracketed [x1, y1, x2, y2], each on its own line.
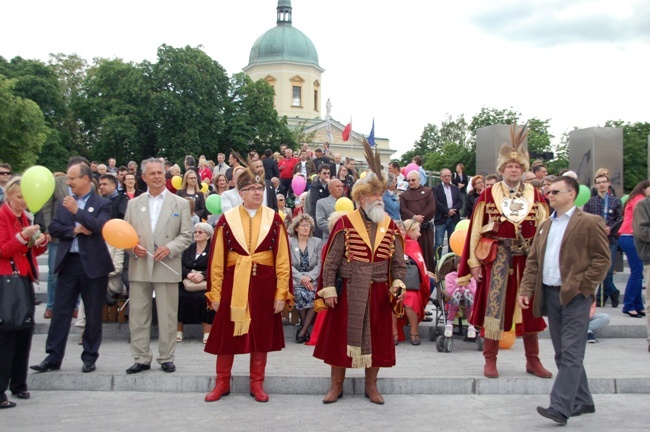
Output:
[335, 197, 354, 213]
[200, 182, 209, 193]
[171, 175, 182, 190]
[359, 171, 367, 179]
[22, 166, 55, 212]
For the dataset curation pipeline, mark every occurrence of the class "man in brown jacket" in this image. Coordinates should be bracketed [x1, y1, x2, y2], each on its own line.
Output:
[399, 171, 436, 271]
[518, 176, 610, 425]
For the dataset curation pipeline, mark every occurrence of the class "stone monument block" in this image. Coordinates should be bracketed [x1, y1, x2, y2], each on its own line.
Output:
[476, 125, 527, 176]
[569, 127, 623, 196]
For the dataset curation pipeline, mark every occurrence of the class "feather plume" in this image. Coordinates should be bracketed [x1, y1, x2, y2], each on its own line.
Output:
[230, 149, 248, 168]
[361, 137, 384, 183]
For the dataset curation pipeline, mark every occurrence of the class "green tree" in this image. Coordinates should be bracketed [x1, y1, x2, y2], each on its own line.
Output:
[148, 44, 230, 164]
[605, 120, 650, 191]
[0, 76, 49, 171]
[76, 58, 152, 164]
[0, 56, 68, 171]
[225, 73, 295, 153]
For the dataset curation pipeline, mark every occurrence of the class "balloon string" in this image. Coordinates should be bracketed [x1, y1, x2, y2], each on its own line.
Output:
[145, 251, 180, 275]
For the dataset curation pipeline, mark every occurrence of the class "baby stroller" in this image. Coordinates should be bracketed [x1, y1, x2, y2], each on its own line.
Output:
[428, 253, 483, 353]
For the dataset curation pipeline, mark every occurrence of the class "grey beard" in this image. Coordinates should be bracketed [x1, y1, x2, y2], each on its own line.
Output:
[365, 203, 385, 224]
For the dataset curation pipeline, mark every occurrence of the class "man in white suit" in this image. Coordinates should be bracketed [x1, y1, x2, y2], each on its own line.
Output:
[124, 158, 192, 374]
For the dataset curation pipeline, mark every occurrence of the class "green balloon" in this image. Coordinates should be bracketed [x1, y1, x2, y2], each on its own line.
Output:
[574, 184, 591, 207]
[22, 165, 55, 212]
[206, 194, 222, 215]
[455, 219, 470, 232]
[621, 194, 629, 205]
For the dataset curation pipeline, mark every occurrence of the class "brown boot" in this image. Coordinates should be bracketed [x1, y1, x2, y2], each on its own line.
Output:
[205, 354, 234, 402]
[323, 366, 346, 404]
[523, 333, 553, 378]
[364, 367, 384, 405]
[249, 352, 269, 402]
[483, 338, 499, 378]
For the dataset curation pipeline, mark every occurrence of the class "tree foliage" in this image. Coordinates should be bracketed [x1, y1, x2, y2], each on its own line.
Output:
[0, 76, 48, 171]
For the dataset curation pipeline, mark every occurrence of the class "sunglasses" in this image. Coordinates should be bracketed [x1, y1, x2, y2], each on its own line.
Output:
[0, 171, 11, 175]
[546, 189, 570, 196]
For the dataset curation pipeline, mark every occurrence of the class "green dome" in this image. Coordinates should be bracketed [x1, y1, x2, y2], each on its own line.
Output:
[247, 1, 320, 68]
[248, 25, 320, 67]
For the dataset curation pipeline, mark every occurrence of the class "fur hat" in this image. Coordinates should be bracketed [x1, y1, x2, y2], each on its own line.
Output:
[350, 138, 386, 202]
[497, 124, 530, 172]
[235, 168, 265, 191]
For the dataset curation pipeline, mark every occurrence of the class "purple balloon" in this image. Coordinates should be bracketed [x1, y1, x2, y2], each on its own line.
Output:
[291, 176, 307, 195]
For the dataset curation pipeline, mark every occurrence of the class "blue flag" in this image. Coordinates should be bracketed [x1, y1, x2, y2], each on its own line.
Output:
[368, 119, 375, 147]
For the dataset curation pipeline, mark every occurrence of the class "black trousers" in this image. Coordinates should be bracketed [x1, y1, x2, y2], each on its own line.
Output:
[0, 326, 33, 400]
[45, 254, 108, 365]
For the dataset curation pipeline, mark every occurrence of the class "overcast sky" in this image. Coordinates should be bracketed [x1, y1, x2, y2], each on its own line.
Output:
[2, 0, 649, 159]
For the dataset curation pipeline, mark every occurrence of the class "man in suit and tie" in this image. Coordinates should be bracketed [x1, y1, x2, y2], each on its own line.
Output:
[518, 176, 610, 425]
[308, 164, 331, 238]
[316, 179, 343, 243]
[35, 156, 89, 319]
[213, 153, 229, 178]
[124, 158, 192, 374]
[433, 168, 462, 258]
[31, 163, 114, 373]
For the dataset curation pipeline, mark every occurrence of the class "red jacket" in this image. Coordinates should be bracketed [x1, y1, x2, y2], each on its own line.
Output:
[278, 157, 298, 179]
[0, 203, 47, 281]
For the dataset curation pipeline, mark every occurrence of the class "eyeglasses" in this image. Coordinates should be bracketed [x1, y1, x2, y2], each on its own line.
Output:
[546, 189, 571, 196]
[241, 186, 265, 193]
[194, 230, 205, 234]
[277, 198, 285, 202]
[0, 171, 11, 175]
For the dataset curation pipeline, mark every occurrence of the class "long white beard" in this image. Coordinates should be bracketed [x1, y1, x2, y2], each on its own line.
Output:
[364, 201, 386, 224]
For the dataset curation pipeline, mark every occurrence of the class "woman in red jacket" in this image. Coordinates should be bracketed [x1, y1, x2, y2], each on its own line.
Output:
[0, 177, 48, 408]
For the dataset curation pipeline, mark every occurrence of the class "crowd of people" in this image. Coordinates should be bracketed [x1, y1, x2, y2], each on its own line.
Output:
[0, 129, 647, 421]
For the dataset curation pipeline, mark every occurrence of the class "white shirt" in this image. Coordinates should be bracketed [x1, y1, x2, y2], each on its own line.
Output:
[220, 188, 242, 213]
[147, 189, 168, 232]
[443, 183, 453, 208]
[542, 206, 577, 286]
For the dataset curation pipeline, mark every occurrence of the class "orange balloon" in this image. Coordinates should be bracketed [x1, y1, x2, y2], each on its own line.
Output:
[102, 219, 139, 249]
[499, 330, 516, 349]
[449, 229, 467, 256]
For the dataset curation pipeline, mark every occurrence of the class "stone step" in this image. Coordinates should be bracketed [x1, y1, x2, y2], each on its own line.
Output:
[25, 335, 650, 395]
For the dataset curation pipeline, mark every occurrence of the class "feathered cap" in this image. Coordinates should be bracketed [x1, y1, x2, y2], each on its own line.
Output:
[232, 150, 264, 191]
[497, 123, 530, 172]
[351, 138, 386, 202]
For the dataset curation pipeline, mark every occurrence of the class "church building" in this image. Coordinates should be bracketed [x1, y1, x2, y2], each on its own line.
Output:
[243, 0, 396, 164]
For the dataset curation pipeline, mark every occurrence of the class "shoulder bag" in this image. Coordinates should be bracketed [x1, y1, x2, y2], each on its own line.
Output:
[0, 260, 35, 331]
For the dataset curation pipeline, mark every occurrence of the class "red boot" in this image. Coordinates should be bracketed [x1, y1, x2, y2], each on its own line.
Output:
[205, 354, 234, 402]
[483, 338, 499, 378]
[249, 352, 269, 402]
[523, 333, 553, 378]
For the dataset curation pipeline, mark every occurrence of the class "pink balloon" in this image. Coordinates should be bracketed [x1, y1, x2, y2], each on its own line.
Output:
[405, 163, 419, 175]
[291, 176, 307, 195]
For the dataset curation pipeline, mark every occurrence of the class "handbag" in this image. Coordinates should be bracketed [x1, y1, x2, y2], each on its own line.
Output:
[475, 237, 498, 264]
[182, 270, 207, 292]
[404, 258, 421, 291]
[0, 260, 35, 331]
